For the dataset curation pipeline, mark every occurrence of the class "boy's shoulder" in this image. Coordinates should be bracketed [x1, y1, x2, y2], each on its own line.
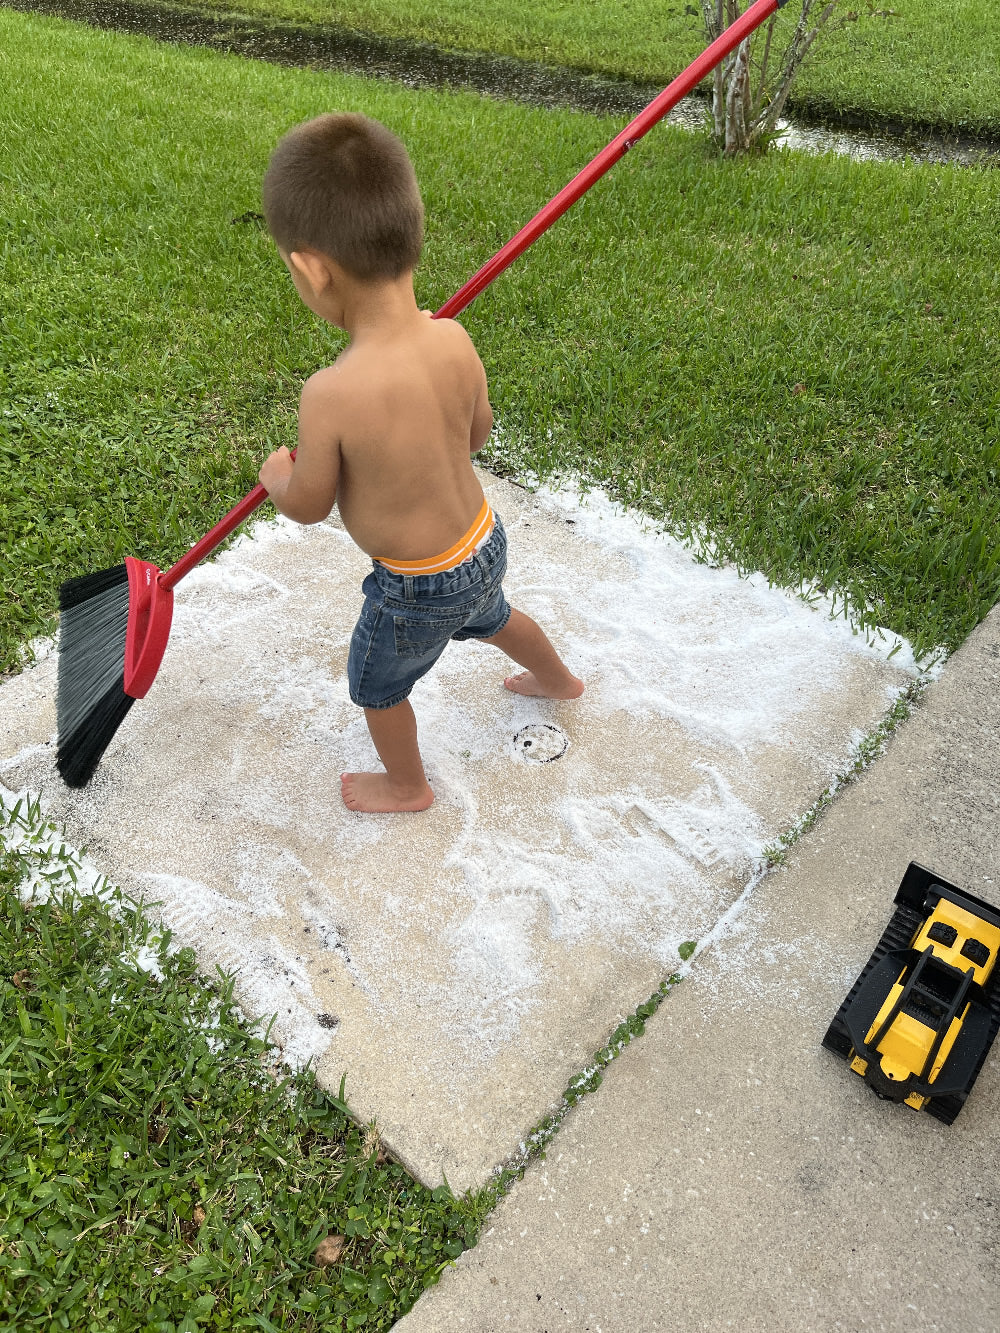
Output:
[300, 316, 482, 413]
[343, 314, 480, 379]
[420, 314, 484, 369]
[406, 311, 479, 358]
[299, 360, 348, 411]
[425, 312, 474, 340]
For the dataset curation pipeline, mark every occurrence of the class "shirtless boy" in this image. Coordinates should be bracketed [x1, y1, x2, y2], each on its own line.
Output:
[258, 113, 583, 812]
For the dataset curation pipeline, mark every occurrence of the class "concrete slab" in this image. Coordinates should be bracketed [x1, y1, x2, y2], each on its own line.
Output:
[394, 604, 1000, 1330]
[0, 471, 917, 1192]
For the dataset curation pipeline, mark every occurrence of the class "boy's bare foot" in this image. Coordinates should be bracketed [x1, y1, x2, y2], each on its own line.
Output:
[340, 772, 434, 812]
[503, 671, 584, 699]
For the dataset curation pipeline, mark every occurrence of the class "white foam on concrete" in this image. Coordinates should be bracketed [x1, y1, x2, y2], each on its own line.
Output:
[0, 471, 920, 1187]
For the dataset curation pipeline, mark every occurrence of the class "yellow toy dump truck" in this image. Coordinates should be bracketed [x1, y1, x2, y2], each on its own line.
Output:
[823, 862, 1000, 1123]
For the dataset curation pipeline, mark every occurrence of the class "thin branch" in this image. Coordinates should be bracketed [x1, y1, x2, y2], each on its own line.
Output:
[703, 0, 842, 152]
[724, 37, 752, 152]
[754, 13, 778, 109]
[751, 0, 837, 136]
[713, 64, 726, 139]
[701, 0, 721, 41]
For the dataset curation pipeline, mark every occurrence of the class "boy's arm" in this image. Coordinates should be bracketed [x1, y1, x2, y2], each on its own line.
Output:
[469, 356, 494, 454]
[434, 316, 492, 453]
[259, 370, 341, 524]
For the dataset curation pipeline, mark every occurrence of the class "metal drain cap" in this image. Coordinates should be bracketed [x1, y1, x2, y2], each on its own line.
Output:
[513, 723, 569, 763]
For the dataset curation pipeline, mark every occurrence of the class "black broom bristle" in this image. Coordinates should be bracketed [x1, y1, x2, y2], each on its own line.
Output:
[60, 563, 130, 613]
[57, 565, 136, 787]
[57, 686, 136, 787]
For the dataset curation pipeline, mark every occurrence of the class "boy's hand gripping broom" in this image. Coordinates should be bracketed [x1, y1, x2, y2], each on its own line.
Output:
[57, 0, 786, 786]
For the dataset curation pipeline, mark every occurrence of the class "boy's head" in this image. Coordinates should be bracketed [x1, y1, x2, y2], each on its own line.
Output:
[262, 113, 424, 281]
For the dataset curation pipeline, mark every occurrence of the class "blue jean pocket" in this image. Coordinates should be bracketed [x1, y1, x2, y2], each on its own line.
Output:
[392, 612, 468, 659]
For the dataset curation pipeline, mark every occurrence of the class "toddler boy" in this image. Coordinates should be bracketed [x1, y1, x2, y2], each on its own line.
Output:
[259, 113, 583, 812]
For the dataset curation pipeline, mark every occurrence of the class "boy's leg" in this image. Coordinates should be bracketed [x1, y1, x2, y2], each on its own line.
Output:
[484, 608, 584, 699]
[341, 699, 434, 812]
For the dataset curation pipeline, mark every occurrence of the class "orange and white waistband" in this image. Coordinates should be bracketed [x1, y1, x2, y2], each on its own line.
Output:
[375, 499, 495, 576]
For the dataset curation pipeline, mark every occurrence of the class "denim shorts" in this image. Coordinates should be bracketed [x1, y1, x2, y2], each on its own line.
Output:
[347, 516, 512, 709]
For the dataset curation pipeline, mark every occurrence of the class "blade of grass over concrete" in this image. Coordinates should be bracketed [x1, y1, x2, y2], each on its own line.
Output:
[78, 0, 1000, 138]
[1, 7, 998, 673]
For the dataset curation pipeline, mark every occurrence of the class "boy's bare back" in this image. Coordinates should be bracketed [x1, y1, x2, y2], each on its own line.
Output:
[266, 302, 493, 564]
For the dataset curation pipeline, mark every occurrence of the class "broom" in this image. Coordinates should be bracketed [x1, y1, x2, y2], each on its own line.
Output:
[56, 0, 786, 786]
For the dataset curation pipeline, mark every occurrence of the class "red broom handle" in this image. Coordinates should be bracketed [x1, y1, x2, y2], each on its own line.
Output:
[162, 0, 781, 591]
[162, 483, 283, 588]
[436, 0, 782, 318]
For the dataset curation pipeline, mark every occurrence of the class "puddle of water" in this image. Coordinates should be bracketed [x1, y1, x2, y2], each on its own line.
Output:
[776, 119, 997, 169]
[5, 0, 998, 167]
[647, 99, 998, 168]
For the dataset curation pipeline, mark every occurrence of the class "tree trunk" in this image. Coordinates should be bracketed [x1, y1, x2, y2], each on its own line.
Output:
[724, 38, 752, 154]
[704, 0, 843, 155]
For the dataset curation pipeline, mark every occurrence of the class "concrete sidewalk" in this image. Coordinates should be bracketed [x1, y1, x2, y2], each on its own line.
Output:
[395, 604, 1000, 1332]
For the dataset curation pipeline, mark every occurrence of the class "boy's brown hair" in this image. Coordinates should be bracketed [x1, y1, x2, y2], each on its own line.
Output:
[262, 113, 424, 280]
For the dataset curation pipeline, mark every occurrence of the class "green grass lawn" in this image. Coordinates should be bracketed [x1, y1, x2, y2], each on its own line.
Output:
[158, 0, 1000, 136]
[2, 7, 998, 670]
[0, 825, 479, 1331]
